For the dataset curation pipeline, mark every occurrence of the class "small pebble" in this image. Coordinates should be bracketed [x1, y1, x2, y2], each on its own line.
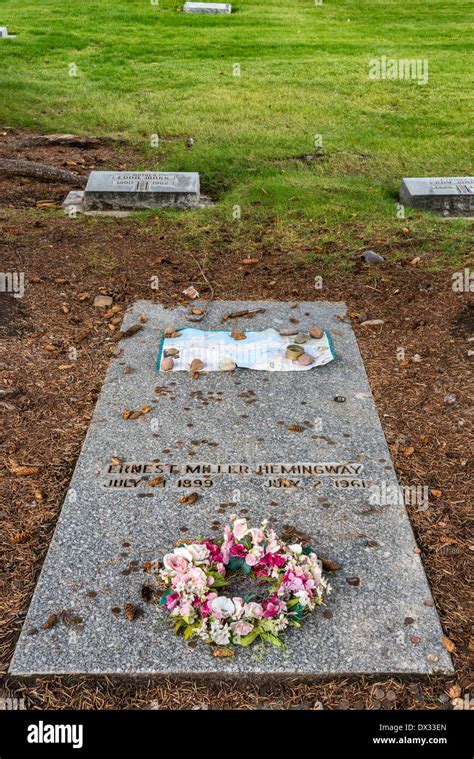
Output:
[279, 327, 299, 336]
[297, 353, 314, 366]
[161, 357, 174, 371]
[334, 395, 346, 403]
[93, 295, 113, 308]
[361, 250, 384, 264]
[444, 393, 457, 406]
[309, 325, 324, 339]
[219, 360, 237, 372]
[294, 333, 309, 344]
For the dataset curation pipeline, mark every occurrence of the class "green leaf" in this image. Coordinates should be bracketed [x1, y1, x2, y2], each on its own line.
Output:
[227, 556, 244, 571]
[243, 592, 258, 602]
[238, 630, 260, 647]
[286, 598, 300, 609]
[242, 561, 252, 576]
[290, 602, 304, 620]
[302, 546, 316, 555]
[184, 625, 195, 640]
[261, 632, 283, 647]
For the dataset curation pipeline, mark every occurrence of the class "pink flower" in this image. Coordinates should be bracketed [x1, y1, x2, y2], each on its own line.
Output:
[171, 572, 189, 589]
[224, 525, 233, 542]
[163, 553, 190, 574]
[221, 541, 233, 564]
[232, 518, 249, 540]
[230, 544, 248, 558]
[232, 597, 244, 619]
[165, 593, 179, 611]
[250, 527, 265, 545]
[204, 542, 223, 563]
[283, 568, 314, 593]
[243, 601, 264, 619]
[231, 620, 254, 637]
[180, 601, 193, 617]
[260, 552, 286, 568]
[310, 561, 322, 585]
[263, 596, 285, 619]
[254, 564, 269, 578]
[200, 591, 217, 618]
[245, 546, 264, 566]
[187, 567, 208, 590]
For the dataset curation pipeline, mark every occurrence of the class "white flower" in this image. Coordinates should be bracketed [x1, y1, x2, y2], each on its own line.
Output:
[273, 616, 289, 633]
[173, 546, 194, 562]
[288, 544, 303, 555]
[210, 621, 231, 645]
[196, 619, 209, 641]
[186, 543, 210, 564]
[211, 596, 235, 618]
[296, 590, 311, 607]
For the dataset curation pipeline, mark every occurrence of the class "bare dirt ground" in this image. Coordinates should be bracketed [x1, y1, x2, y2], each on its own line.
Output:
[0, 128, 472, 710]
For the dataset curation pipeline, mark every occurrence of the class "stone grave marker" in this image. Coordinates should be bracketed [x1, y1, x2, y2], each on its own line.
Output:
[183, 2, 232, 13]
[83, 171, 200, 211]
[10, 301, 452, 676]
[400, 176, 474, 216]
[0, 26, 14, 38]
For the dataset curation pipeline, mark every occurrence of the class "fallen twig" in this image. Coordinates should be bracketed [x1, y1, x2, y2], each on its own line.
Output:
[0, 158, 86, 185]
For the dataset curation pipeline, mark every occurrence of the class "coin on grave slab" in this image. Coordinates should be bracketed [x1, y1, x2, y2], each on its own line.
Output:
[286, 345, 305, 360]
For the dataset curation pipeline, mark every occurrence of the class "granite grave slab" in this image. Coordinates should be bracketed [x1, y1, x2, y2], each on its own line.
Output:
[400, 176, 474, 216]
[10, 301, 452, 676]
[83, 171, 200, 211]
[183, 3, 232, 13]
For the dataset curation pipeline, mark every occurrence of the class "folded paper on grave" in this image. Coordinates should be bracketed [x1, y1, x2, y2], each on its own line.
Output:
[157, 327, 336, 371]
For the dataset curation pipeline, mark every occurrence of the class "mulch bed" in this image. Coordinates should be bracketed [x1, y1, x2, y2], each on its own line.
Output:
[0, 128, 472, 710]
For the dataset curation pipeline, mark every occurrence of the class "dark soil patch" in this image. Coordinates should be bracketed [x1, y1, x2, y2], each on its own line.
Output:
[0, 293, 32, 338]
[451, 300, 474, 337]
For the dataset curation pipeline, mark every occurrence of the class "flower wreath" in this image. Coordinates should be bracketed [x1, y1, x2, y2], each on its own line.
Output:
[157, 518, 329, 648]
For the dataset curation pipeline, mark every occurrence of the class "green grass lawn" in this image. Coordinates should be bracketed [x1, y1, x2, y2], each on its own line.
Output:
[0, 0, 472, 263]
